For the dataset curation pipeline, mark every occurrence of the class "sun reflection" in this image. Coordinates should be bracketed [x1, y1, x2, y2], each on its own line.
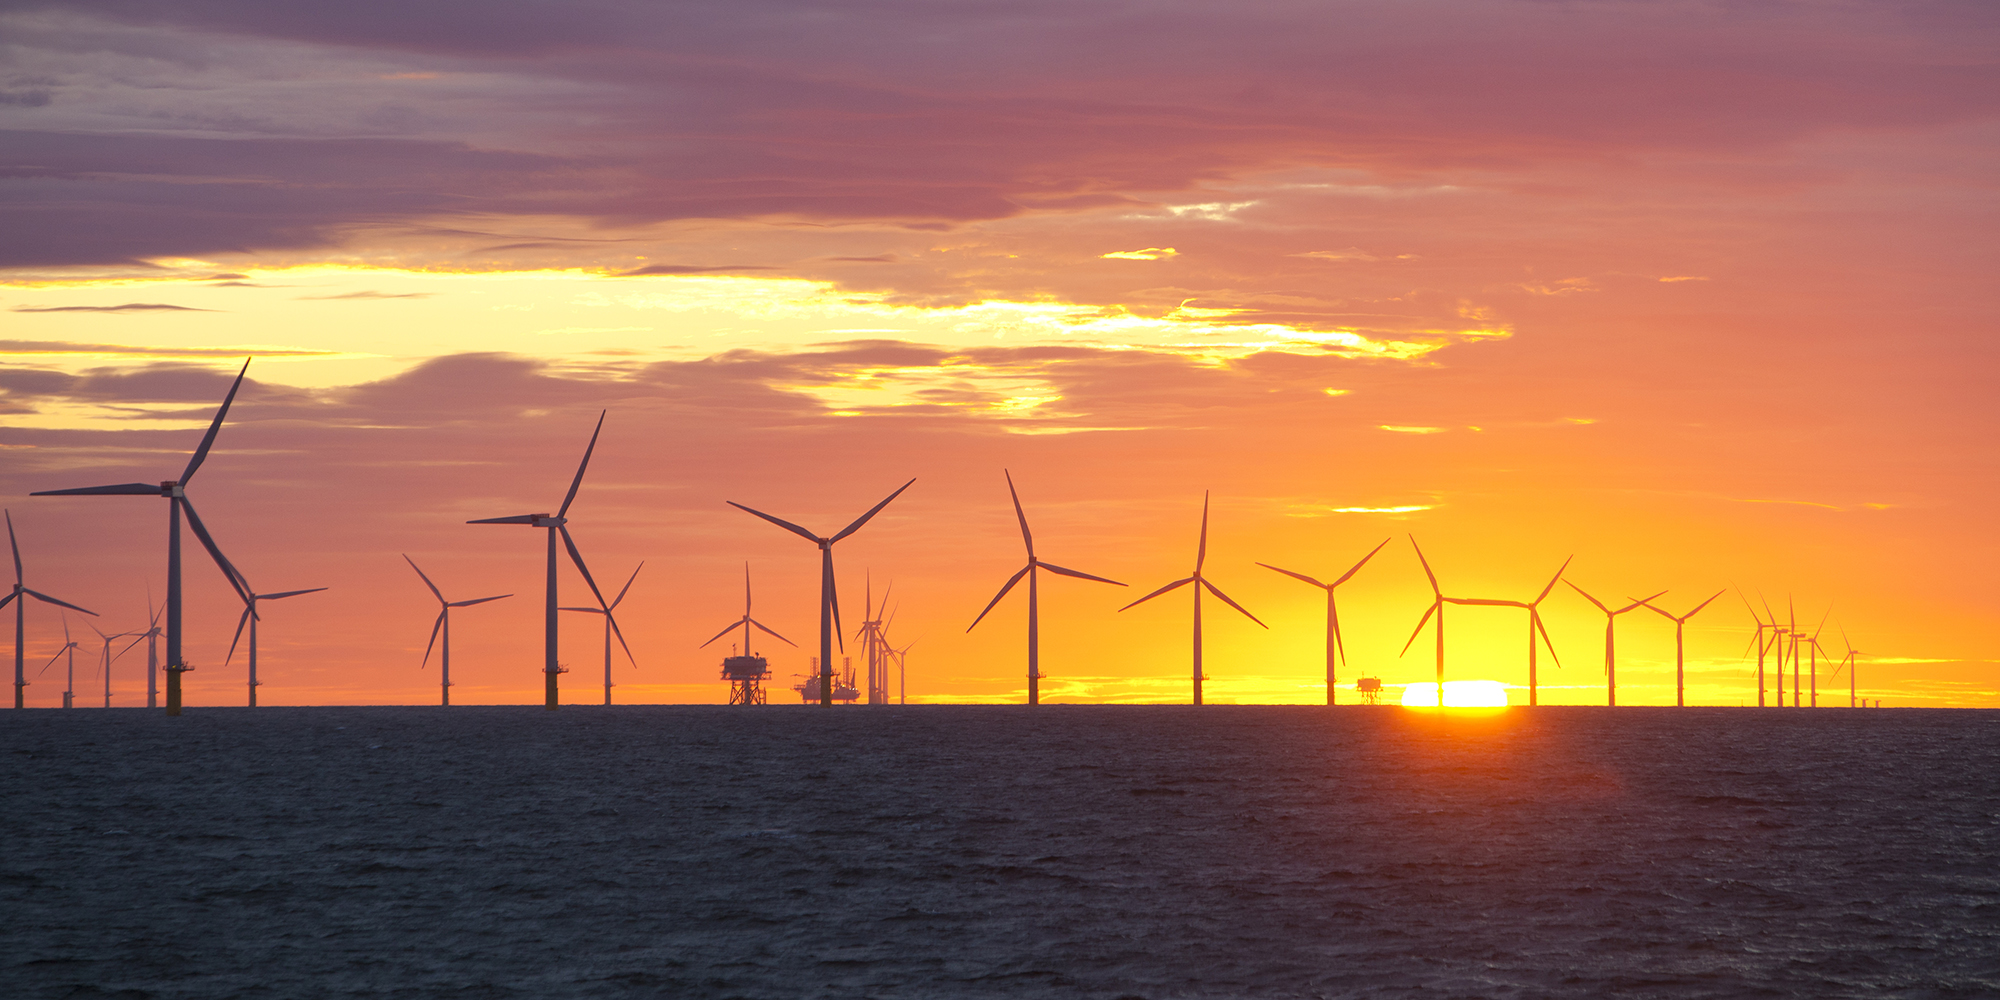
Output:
[1401, 680, 1510, 708]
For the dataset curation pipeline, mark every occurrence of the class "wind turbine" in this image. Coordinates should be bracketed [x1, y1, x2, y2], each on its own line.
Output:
[467, 410, 618, 711]
[31, 359, 256, 715]
[559, 562, 641, 706]
[90, 624, 144, 708]
[1640, 591, 1724, 707]
[1803, 605, 1832, 708]
[1566, 582, 1667, 706]
[1119, 492, 1266, 705]
[1738, 590, 1776, 707]
[1442, 556, 1570, 706]
[1257, 538, 1388, 706]
[3, 510, 98, 708]
[40, 617, 81, 708]
[967, 471, 1126, 705]
[138, 599, 162, 709]
[1831, 627, 1863, 708]
[404, 556, 511, 707]
[223, 572, 327, 708]
[1397, 536, 1454, 707]
[729, 478, 916, 707]
[855, 575, 895, 705]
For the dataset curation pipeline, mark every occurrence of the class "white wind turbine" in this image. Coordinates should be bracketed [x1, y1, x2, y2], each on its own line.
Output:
[1119, 492, 1266, 705]
[560, 562, 642, 706]
[3, 510, 97, 708]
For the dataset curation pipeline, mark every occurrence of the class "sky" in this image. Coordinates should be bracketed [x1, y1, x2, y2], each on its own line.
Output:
[2, 0, 1995, 708]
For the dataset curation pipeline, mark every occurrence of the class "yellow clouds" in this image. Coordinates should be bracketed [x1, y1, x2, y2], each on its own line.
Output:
[1099, 248, 1179, 260]
[1379, 424, 1446, 434]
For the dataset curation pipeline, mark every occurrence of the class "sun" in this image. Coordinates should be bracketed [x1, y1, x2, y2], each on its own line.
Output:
[1401, 680, 1510, 708]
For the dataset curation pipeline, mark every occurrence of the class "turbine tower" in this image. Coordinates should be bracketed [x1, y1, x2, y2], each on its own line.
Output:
[2, 510, 98, 708]
[1802, 605, 1832, 708]
[31, 359, 255, 715]
[1444, 556, 1570, 706]
[855, 575, 894, 705]
[701, 563, 795, 706]
[560, 562, 642, 706]
[1566, 582, 1666, 706]
[967, 470, 1125, 705]
[1640, 591, 1724, 707]
[467, 411, 618, 710]
[1831, 628, 1863, 708]
[405, 555, 511, 707]
[1257, 538, 1389, 705]
[137, 601, 162, 709]
[729, 479, 915, 706]
[1119, 492, 1266, 705]
[224, 571, 327, 708]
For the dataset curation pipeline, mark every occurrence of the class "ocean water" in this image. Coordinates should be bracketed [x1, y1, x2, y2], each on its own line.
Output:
[4, 705, 1996, 999]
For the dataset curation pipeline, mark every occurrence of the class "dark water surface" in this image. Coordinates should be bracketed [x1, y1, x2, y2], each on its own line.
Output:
[4, 706, 1997, 999]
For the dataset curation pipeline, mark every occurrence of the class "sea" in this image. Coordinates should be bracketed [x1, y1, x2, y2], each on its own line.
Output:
[4, 705, 1996, 999]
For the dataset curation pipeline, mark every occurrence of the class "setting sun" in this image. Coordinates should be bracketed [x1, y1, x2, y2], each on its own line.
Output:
[1401, 680, 1510, 708]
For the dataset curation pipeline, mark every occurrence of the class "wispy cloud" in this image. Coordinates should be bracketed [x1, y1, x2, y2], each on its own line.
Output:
[12, 303, 214, 313]
[1100, 248, 1178, 260]
[296, 290, 434, 300]
[0, 340, 331, 357]
[1379, 424, 1445, 434]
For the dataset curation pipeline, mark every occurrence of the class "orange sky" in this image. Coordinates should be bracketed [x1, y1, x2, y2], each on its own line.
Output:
[2, 1, 1995, 707]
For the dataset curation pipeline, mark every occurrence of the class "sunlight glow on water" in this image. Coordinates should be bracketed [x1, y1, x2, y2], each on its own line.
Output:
[1400, 679, 1510, 708]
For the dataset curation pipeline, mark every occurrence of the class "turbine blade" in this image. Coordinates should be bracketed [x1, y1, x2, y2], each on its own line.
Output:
[827, 552, 844, 653]
[1330, 598, 1346, 666]
[403, 554, 446, 603]
[1330, 537, 1393, 588]
[831, 478, 916, 543]
[558, 607, 605, 614]
[1195, 492, 1210, 572]
[180, 358, 250, 485]
[1004, 469, 1034, 558]
[559, 526, 612, 610]
[1617, 590, 1668, 614]
[727, 501, 821, 544]
[610, 561, 644, 610]
[1687, 590, 1725, 620]
[1118, 576, 1193, 612]
[422, 610, 444, 669]
[225, 604, 251, 665]
[31, 483, 162, 496]
[448, 595, 512, 608]
[466, 514, 542, 525]
[1408, 535, 1441, 597]
[1639, 598, 1676, 620]
[1534, 555, 1574, 604]
[966, 564, 1032, 632]
[557, 410, 606, 518]
[750, 618, 797, 647]
[1564, 580, 1609, 613]
[178, 497, 254, 606]
[1036, 561, 1125, 586]
[1812, 603, 1833, 639]
[1400, 601, 1438, 656]
[115, 632, 147, 660]
[607, 613, 637, 668]
[1200, 577, 1267, 628]
[260, 588, 326, 601]
[0, 592, 14, 612]
[1257, 562, 1327, 589]
[23, 589, 97, 616]
[6, 510, 20, 585]
[1534, 609, 1561, 668]
[699, 618, 747, 648]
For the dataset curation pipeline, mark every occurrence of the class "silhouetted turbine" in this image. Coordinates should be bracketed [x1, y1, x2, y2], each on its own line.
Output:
[405, 556, 511, 707]
[224, 569, 327, 708]
[90, 624, 144, 708]
[729, 479, 915, 706]
[1397, 536, 1455, 707]
[1640, 590, 1723, 707]
[1830, 627, 1863, 708]
[560, 562, 642, 706]
[1257, 538, 1388, 705]
[1736, 589, 1777, 707]
[468, 411, 616, 710]
[31, 359, 255, 715]
[1566, 582, 1667, 706]
[1445, 556, 1570, 706]
[1120, 492, 1266, 705]
[2, 510, 97, 709]
[968, 471, 1125, 706]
